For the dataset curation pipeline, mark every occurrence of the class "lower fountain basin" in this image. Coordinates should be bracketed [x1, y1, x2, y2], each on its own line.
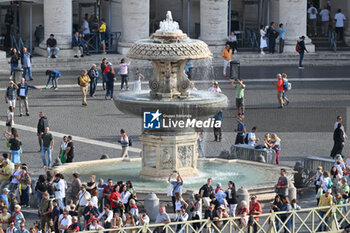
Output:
[114, 90, 228, 118]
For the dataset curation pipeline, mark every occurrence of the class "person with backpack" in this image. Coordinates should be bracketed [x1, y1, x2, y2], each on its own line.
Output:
[118, 129, 129, 158]
[99, 19, 107, 54]
[45, 70, 61, 90]
[296, 36, 308, 69]
[281, 73, 290, 106]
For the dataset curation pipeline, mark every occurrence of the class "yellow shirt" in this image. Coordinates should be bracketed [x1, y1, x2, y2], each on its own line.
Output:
[79, 75, 91, 87]
[0, 164, 12, 181]
[99, 23, 106, 34]
[318, 194, 333, 212]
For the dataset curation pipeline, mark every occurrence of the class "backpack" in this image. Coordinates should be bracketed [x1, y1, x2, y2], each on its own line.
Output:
[282, 78, 289, 91]
[327, 178, 333, 189]
[128, 137, 133, 147]
[77, 77, 81, 86]
[295, 43, 300, 53]
[244, 134, 249, 144]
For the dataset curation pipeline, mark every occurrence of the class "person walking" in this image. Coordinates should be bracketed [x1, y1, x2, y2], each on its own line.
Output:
[226, 181, 238, 217]
[231, 78, 245, 117]
[41, 127, 54, 168]
[276, 73, 284, 108]
[5, 81, 18, 108]
[307, 3, 318, 36]
[78, 70, 91, 106]
[234, 117, 246, 144]
[319, 7, 330, 36]
[279, 23, 287, 53]
[281, 73, 289, 106]
[9, 48, 20, 79]
[104, 62, 116, 100]
[37, 112, 48, 152]
[118, 129, 129, 158]
[88, 64, 98, 97]
[297, 36, 308, 69]
[330, 123, 345, 158]
[64, 136, 74, 163]
[17, 78, 41, 116]
[119, 58, 131, 91]
[100, 58, 108, 90]
[334, 116, 348, 139]
[221, 44, 232, 77]
[267, 22, 278, 54]
[213, 110, 223, 142]
[334, 9, 346, 41]
[260, 25, 267, 54]
[21, 47, 33, 81]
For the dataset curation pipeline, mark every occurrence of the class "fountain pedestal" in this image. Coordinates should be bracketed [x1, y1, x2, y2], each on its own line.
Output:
[140, 131, 199, 178]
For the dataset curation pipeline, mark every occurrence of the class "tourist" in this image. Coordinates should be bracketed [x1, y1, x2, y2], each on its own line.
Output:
[189, 194, 201, 230]
[19, 166, 31, 207]
[39, 192, 53, 233]
[236, 201, 249, 228]
[248, 127, 260, 147]
[199, 178, 213, 208]
[291, 199, 301, 210]
[100, 58, 108, 90]
[154, 206, 170, 233]
[64, 136, 74, 163]
[54, 174, 66, 210]
[8, 163, 20, 193]
[204, 204, 218, 223]
[6, 221, 16, 233]
[120, 58, 131, 91]
[16, 224, 28, 233]
[134, 68, 144, 92]
[209, 194, 221, 210]
[103, 179, 114, 206]
[59, 136, 68, 164]
[313, 166, 323, 203]
[281, 73, 289, 106]
[88, 64, 98, 97]
[214, 183, 226, 205]
[89, 219, 104, 230]
[185, 60, 193, 79]
[46, 34, 59, 58]
[271, 195, 282, 231]
[91, 190, 98, 208]
[67, 216, 81, 233]
[9, 48, 20, 79]
[297, 36, 308, 69]
[334, 116, 348, 139]
[174, 193, 188, 213]
[175, 206, 188, 233]
[98, 204, 113, 228]
[80, 18, 90, 36]
[99, 19, 107, 54]
[45, 70, 61, 90]
[86, 175, 97, 193]
[37, 112, 48, 152]
[58, 211, 72, 233]
[321, 171, 333, 194]
[267, 22, 277, 54]
[85, 212, 98, 230]
[276, 73, 284, 108]
[269, 133, 281, 164]
[0, 188, 9, 207]
[120, 185, 131, 212]
[168, 171, 184, 213]
[334, 9, 346, 41]
[279, 23, 287, 53]
[335, 193, 343, 219]
[330, 123, 345, 159]
[129, 199, 138, 217]
[139, 210, 150, 225]
[189, 82, 197, 92]
[208, 81, 215, 92]
[13, 205, 25, 230]
[118, 129, 129, 158]
[109, 185, 122, 217]
[105, 62, 116, 100]
[123, 212, 135, 232]
[221, 44, 232, 77]
[213, 110, 223, 142]
[21, 47, 33, 81]
[41, 127, 54, 168]
[227, 31, 238, 53]
[280, 196, 292, 233]
[307, 3, 318, 37]
[231, 78, 246, 117]
[226, 181, 238, 217]
[318, 189, 333, 232]
[5, 81, 18, 108]
[275, 168, 290, 199]
[263, 133, 271, 148]
[6, 106, 14, 133]
[35, 175, 47, 210]
[248, 196, 262, 233]
[83, 202, 99, 226]
[196, 127, 205, 157]
[260, 25, 267, 55]
[319, 6, 330, 36]
[72, 32, 84, 58]
[330, 165, 342, 195]
[111, 212, 122, 229]
[0, 205, 10, 230]
[17, 78, 41, 117]
[211, 81, 222, 93]
[216, 205, 229, 228]
[338, 177, 349, 202]
[97, 179, 106, 211]
[234, 118, 246, 145]
[77, 184, 91, 221]
[8, 134, 21, 164]
[78, 70, 91, 106]
[52, 200, 60, 233]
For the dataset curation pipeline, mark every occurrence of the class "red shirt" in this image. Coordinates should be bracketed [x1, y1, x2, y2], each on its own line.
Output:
[109, 191, 122, 209]
[276, 79, 284, 92]
[249, 201, 262, 221]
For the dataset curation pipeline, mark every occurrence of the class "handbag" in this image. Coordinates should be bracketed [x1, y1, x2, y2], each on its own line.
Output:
[248, 215, 254, 225]
[6, 121, 11, 126]
[316, 187, 323, 199]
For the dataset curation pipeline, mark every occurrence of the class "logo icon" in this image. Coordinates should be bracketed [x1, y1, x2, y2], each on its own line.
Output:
[143, 110, 162, 129]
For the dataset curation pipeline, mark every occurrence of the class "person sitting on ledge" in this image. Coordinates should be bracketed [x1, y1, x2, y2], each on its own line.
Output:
[46, 34, 59, 58]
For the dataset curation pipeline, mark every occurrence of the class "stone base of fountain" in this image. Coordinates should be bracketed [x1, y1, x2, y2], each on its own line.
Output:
[139, 131, 199, 178]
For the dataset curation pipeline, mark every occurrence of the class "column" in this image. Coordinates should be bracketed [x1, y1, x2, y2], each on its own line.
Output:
[278, 0, 315, 52]
[118, 0, 150, 54]
[41, 0, 72, 50]
[343, 1, 350, 44]
[200, 0, 228, 43]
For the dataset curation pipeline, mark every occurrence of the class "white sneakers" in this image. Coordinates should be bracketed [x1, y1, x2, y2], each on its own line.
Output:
[261, 51, 265, 55]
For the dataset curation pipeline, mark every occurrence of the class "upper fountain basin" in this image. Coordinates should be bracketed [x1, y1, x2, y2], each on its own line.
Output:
[114, 90, 228, 118]
[127, 39, 212, 61]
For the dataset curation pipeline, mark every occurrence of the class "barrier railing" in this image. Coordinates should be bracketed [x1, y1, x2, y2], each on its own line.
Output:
[77, 203, 350, 233]
[83, 32, 122, 54]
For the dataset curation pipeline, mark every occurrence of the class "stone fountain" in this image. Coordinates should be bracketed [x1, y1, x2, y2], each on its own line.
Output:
[114, 11, 228, 178]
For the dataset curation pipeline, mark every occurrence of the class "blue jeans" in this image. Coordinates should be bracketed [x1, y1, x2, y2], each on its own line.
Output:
[10, 150, 21, 163]
[21, 186, 30, 206]
[319, 211, 329, 231]
[47, 47, 60, 57]
[102, 74, 107, 90]
[41, 147, 52, 166]
[22, 67, 33, 80]
[282, 90, 287, 99]
[10, 63, 18, 75]
[90, 79, 96, 96]
[299, 52, 304, 67]
[36, 192, 43, 209]
[197, 139, 205, 157]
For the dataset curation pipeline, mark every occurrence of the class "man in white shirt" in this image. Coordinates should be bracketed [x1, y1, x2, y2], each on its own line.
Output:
[334, 9, 346, 40]
[307, 4, 318, 36]
[248, 127, 260, 147]
[54, 174, 66, 210]
[319, 7, 330, 36]
[77, 184, 91, 221]
[80, 18, 90, 36]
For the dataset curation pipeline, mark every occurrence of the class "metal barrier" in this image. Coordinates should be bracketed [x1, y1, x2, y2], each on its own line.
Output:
[83, 32, 122, 54]
[79, 203, 350, 233]
[328, 30, 337, 52]
[10, 35, 24, 51]
[245, 28, 259, 50]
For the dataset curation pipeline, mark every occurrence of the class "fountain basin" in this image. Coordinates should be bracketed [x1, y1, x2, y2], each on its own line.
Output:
[114, 90, 228, 118]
